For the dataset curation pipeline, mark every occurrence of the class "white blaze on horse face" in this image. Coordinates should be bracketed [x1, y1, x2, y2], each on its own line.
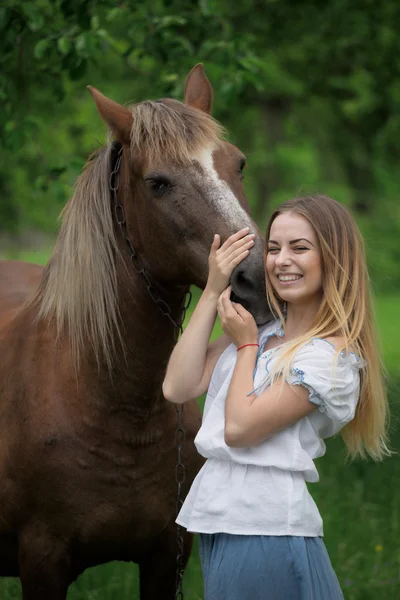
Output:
[193, 146, 254, 232]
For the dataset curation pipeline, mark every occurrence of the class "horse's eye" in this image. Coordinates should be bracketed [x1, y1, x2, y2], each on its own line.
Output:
[144, 176, 171, 197]
[239, 159, 247, 180]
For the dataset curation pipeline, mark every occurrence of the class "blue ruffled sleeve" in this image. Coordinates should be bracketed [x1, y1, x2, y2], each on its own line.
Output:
[286, 339, 366, 426]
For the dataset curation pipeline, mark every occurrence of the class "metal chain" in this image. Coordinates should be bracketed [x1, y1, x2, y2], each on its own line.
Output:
[109, 145, 191, 598]
[109, 146, 192, 339]
[175, 403, 186, 600]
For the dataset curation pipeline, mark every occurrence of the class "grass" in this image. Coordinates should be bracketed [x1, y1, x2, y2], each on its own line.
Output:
[0, 252, 399, 599]
[375, 294, 400, 374]
[0, 244, 54, 267]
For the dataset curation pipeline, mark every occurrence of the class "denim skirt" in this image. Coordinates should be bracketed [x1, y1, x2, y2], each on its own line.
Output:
[198, 533, 344, 600]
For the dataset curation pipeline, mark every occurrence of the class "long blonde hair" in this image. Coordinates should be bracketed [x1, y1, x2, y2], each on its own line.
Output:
[265, 195, 390, 461]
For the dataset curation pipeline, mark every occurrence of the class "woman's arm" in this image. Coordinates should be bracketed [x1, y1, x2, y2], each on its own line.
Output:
[216, 289, 316, 447]
[162, 287, 230, 403]
[224, 359, 316, 447]
[162, 228, 255, 404]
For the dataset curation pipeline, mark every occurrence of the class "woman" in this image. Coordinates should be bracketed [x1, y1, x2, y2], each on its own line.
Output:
[163, 195, 389, 599]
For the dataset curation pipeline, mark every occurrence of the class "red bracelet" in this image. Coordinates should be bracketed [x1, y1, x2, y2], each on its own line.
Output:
[237, 343, 259, 352]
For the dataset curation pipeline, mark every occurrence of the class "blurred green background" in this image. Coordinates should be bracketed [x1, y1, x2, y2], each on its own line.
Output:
[1, 1, 399, 598]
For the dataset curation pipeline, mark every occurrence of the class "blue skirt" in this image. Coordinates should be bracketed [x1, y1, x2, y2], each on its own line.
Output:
[198, 533, 344, 600]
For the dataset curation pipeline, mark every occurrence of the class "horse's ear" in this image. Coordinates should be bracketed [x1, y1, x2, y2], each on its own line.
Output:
[184, 64, 213, 114]
[87, 86, 132, 145]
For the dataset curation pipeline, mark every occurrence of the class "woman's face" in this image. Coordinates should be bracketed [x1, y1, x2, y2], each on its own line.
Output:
[266, 212, 323, 306]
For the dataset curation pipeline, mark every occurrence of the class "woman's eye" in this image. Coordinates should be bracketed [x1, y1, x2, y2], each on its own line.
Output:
[267, 247, 279, 253]
[294, 246, 308, 251]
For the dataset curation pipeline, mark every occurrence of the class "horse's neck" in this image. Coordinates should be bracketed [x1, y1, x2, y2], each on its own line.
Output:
[106, 258, 188, 406]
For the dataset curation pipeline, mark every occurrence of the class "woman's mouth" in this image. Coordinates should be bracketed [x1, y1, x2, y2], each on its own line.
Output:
[276, 274, 303, 284]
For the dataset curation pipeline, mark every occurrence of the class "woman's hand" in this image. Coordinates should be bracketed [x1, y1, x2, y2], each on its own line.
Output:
[217, 286, 258, 347]
[205, 228, 255, 297]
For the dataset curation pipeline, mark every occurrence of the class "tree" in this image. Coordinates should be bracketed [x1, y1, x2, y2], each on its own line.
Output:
[2, 0, 400, 230]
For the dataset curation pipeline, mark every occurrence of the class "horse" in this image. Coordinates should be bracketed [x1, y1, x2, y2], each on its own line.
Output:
[0, 64, 271, 599]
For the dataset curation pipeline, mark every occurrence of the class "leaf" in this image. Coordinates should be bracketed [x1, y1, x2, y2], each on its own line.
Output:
[75, 33, 86, 54]
[161, 72, 179, 84]
[58, 37, 72, 55]
[199, 0, 211, 16]
[23, 115, 43, 129]
[21, 3, 45, 32]
[4, 120, 16, 133]
[34, 39, 50, 60]
[175, 36, 194, 55]
[91, 15, 99, 30]
[0, 7, 10, 30]
[105, 7, 121, 23]
[153, 15, 187, 29]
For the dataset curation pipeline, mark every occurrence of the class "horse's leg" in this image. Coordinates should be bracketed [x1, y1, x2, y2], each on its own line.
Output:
[139, 526, 194, 600]
[18, 525, 71, 600]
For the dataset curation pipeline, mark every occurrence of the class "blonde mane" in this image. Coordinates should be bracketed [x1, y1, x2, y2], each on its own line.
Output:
[34, 100, 225, 368]
[130, 99, 225, 164]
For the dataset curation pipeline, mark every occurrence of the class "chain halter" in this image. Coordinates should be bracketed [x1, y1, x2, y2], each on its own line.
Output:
[109, 144, 190, 599]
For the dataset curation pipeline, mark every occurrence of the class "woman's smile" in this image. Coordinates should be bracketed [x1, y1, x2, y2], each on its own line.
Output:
[276, 273, 304, 284]
[266, 212, 322, 306]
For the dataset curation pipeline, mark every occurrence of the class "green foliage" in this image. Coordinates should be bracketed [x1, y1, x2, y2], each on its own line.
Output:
[1, 0, 400, 288]
[0, 0, 111, 229]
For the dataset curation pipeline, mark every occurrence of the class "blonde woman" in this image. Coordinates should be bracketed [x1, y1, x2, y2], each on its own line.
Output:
[163, 195, 389, 600]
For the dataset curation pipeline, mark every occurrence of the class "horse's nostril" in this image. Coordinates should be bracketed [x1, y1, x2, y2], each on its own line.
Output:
[236, 270, 247, 285]
[231, 269, 255, 295]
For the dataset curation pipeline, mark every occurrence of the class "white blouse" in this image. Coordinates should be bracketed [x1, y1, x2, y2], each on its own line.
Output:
[176, 318, 366, 537]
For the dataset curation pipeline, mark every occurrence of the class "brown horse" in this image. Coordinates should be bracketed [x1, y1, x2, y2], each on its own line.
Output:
[0, 64, 271, 599]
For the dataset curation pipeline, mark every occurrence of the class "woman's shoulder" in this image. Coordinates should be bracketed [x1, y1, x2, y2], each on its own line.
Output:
[258, 318, 284, 344]
[322, 335, 345, 350]
[295, 336, 366, 370]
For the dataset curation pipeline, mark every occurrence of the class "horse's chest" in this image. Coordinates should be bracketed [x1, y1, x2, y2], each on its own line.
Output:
[72, 407, 192, 492]
[71, 430, 187, 546]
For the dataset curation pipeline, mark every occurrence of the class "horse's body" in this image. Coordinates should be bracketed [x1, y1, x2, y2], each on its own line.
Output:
[0, 65, 270, 599]
[0, 260, 203, 596]
[0, 261, 42, 313]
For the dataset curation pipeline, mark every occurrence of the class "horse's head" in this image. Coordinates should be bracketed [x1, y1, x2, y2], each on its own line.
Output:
[88, 65, 271, 324]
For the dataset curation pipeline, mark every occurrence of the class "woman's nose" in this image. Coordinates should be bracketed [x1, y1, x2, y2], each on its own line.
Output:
[276, 249, 291, 267]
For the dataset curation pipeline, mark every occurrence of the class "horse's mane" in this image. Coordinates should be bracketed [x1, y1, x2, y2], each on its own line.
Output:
[130, 98, 225, 164]
[33, 99, 225, 368]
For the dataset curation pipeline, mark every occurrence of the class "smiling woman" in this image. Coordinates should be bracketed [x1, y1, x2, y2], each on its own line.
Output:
[266, 212, 323, 314]
[263, 195, 389, 459]
[163, 193, 390, 600]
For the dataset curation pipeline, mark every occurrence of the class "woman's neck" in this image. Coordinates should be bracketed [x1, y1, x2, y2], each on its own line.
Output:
[283, 297, 321, 342]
